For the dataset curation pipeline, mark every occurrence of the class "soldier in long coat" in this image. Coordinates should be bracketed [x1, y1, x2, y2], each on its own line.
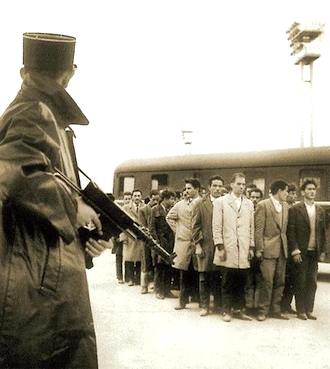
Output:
[192, 175, 224, 316]
[0, 33, 107, 368]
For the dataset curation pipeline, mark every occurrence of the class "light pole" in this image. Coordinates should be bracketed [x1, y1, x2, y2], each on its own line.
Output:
[287, 22, 324, 147]
[181, 129, 193, 154]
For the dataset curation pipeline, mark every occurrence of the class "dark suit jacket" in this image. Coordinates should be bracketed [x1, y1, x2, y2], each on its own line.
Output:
[287, 201, 326, 256]
[192, 195, 215, 272]
[255, 198, 288, 259]
[150, 204, 174, 255]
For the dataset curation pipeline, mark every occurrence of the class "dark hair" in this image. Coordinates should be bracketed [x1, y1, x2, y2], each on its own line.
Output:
[250, 188, 263, 198]
[208, 175, 224, 186]
[123, 191, 132, 197]
[246, 183, 257, 190]
[185, 178, 201, 190]
[270, 180, 288, 195]
[160, 189, 176, 201]
[132, 189, 142, 196]
[288, 183, 297, 193]
[230, 172, 245, 183]
[300, 178, 317, 192]
[149, 189, 160, 197]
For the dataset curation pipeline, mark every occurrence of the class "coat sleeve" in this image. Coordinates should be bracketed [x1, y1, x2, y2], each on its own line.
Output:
[319, 207, 327, 254]
[287, 206, 300, 255]
[255, 202, 266, 253]
[191, 201, 203, 245]
[249, 202, 255, 248]
[212, 197, 224, 245]
[0, 111, 77, 244]
[166, 202, 179, 233]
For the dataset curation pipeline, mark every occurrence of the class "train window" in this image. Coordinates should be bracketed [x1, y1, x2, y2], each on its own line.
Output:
[151, 174, 168, 190]
[253, 178, 265, 193]
[119, 176, 135, 193]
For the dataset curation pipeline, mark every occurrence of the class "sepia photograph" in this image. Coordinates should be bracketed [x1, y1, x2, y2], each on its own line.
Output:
[0, 1, 330, 368]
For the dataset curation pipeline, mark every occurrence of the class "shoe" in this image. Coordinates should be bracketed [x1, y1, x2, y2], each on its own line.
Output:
[271, 312, 290, 320]
[282, 307, 296, 314]
[234, 311, 253, 321]
[141, 287, 148, 294]
[165, 291, 177, 299]
[174, 304, 186, 310]
[257, 313, 267, 321]
[117, 279, 124, 284]
[127, 280, 134, 286]
[306, 312, 317, 320]
[200, 308, 209, 317]
[156, 293, 165, 300]
[297, 313, 308, 320]
[222, 313, 231, 322]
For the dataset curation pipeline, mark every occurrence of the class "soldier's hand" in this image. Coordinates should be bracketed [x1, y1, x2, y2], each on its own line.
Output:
[76, 197, 103, 235]
[319, 252, 326, 262]
[293, 253, 302, 264]
[195, 243, 205, 258]
[85, 238, 108, 257]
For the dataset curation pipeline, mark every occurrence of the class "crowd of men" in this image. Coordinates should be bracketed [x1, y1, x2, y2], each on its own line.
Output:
[113, 174, 327, 322]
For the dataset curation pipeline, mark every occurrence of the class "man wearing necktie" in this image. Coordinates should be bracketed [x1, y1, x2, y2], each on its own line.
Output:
[213, 173, 255, 322]
[255, 180, 289, 321]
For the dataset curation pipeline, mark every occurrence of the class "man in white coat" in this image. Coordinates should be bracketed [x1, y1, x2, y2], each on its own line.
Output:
[213, 173, 254, 322]
[167, 178, 201, 310]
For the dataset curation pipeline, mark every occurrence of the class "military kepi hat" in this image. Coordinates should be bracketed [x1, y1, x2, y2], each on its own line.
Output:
[23, 32, 76, 71]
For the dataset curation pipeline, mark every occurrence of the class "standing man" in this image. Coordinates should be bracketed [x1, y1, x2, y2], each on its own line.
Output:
[0, 33, 107, 368]
[287, 179, 326, 320]
[167, 178, 201, 310]
[113, 191, 132, 284]
[150, 190, 176, 299]
[139, 189, 160, 294]
[213, 173, 254, 322]
[281, 183, 298, 314]
[245, 187, 263, 315]
[255, 180, 289, 321]
[192, 175, 224, 316]
[121, 189, 145, 286]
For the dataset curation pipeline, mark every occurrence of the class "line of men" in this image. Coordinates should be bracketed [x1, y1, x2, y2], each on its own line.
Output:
[114, 173, 327, 322]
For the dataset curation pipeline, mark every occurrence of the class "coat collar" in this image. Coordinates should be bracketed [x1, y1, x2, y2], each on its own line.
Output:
[20, 73, 89, 127]
[266, 198, 284, 229]
[296, 201, 320, 227]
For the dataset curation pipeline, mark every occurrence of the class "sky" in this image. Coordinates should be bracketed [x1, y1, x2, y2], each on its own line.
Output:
[1, 1, 330, 192]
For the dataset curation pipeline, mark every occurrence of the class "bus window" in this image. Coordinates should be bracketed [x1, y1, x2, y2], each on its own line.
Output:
[151, 174, 168, 190]
[119, 176, 135, 193]
[253, 178, 265, 194]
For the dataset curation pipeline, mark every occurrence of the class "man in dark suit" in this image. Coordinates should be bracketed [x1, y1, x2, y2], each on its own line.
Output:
[287, 179, 326, 320]
[150, 190, 176, 299]
[192, 175, 224, 316]
[255, 180, 289, 321]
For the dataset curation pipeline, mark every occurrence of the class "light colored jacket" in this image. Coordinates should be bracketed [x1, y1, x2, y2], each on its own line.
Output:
[255, 198, 288, 259]
[166, 197, 199, 271]
[120, 201, 145, 262]
[212, 193, 254, 268]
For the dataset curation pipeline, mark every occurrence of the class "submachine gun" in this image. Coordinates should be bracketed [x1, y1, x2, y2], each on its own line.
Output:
[54, 168, 176, 266]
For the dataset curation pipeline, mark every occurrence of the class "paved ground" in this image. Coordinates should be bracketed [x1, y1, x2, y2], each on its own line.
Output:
[87, 250, 330, 369]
